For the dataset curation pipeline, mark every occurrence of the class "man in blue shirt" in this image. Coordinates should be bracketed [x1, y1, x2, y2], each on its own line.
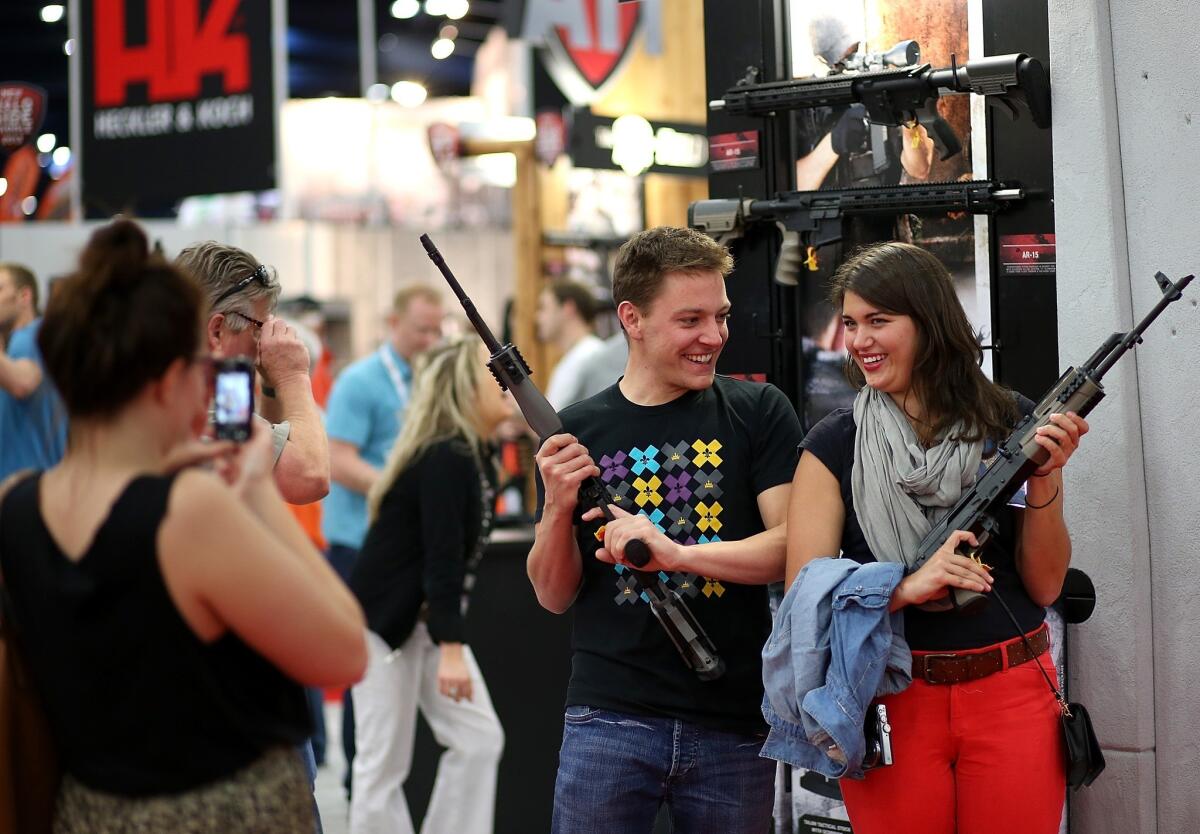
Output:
[323, 283, 443, 792]
[323, 284, 444, 571]
[0, 263, 67, 479]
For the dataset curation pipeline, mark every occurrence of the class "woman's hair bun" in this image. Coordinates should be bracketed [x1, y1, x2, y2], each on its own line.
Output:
[78, 218, 151, 290]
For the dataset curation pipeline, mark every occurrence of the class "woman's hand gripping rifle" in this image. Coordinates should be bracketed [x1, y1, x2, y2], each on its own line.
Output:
[420, 234, 725, 680]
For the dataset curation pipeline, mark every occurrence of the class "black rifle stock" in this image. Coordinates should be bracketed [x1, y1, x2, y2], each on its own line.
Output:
[689, 180, 1025, 284]
[712, 52, 1051, 130]
[420, 234, 725, 680]
[912, 270, 1194, 614]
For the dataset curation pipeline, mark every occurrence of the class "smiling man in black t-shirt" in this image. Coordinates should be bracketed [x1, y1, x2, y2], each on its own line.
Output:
[530, 226, 803, 834]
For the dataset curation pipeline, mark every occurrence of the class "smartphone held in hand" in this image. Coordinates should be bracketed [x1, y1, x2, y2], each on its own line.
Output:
[213, 358, 255, 442]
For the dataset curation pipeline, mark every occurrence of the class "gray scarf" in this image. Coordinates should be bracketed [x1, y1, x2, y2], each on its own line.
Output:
[850, 386, 982, 568]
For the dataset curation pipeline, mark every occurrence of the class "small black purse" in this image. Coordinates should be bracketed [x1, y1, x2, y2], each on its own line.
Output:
[993, 590, 1105, 790]
[1059, 699, 1105, 789]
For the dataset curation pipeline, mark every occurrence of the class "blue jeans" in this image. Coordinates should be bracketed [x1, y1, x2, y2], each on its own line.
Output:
[551, 706, 775, 834]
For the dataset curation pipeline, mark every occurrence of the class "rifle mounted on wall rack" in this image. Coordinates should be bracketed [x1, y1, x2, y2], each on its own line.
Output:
[689, 179, 1025, 285]
[711, 52, 1051, 131]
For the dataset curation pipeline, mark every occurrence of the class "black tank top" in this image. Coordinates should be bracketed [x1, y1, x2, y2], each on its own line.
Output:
[0, 473, 310, 796]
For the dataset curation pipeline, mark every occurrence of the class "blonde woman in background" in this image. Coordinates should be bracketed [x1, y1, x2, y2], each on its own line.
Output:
[348, 338, 511, 834]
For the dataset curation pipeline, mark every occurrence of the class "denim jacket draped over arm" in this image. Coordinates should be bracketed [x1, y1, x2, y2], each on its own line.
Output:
[761, 558, 912, 779]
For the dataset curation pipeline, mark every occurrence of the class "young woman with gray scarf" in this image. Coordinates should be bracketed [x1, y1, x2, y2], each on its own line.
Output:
[783, 242, 1088, 834]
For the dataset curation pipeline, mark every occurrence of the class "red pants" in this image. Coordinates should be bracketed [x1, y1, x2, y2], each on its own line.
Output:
[840, 629, 1066, 834]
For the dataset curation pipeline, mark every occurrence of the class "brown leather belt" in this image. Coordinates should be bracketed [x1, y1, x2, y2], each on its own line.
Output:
[911, 626, 1050, 685]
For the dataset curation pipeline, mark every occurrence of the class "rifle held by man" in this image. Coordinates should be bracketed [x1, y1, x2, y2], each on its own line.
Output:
[420, 234, 726, 680]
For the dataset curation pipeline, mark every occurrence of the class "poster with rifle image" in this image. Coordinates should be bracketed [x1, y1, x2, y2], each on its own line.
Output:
[786, 0, 982, 435]
[776, 3, 1066, 834]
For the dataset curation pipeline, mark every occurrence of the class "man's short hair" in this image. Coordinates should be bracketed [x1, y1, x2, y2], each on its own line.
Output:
[612, 226, 733, 311]
[392, 284, 442, 315]
[0, 263, 39, 312]
[547, 279, 597, 325]
[175, 242, 282, 333]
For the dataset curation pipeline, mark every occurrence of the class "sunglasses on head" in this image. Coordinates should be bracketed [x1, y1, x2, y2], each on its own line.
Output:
[213, 264, 271, 307]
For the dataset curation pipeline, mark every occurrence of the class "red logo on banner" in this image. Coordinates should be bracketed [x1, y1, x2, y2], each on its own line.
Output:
[542, 1, 641, 104]
[0, 83, 47, 149]
[93, 0, 251, 107]
[535, 110, 566, 166]
[0, 146, 40, 222]
[554, 2, 639, 89]
[427, 122, 461, 166]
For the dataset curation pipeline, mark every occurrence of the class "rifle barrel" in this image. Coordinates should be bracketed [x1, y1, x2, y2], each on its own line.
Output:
[1095, 273, 1193, 378]
[420, 234, 503, 354]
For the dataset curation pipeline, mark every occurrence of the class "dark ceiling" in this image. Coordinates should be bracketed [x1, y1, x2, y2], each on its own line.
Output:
[0, 0, 522, 160]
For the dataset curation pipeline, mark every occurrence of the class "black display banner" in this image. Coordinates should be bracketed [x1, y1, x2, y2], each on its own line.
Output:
[78, 0, 277, 215]
[568, 107, 707, 177]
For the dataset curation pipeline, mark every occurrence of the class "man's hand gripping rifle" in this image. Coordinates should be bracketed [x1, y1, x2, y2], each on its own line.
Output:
[689, 179, 1025, 285]
[420, 234, 725, 681]
[913, 270, 1194, 615]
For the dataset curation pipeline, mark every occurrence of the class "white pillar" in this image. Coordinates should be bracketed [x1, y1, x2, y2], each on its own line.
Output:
[1048, 0, 1200, 830]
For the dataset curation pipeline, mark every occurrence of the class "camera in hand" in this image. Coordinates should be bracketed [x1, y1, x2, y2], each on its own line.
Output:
[862, 702, 894, 770]
[213, 358, 255, 442]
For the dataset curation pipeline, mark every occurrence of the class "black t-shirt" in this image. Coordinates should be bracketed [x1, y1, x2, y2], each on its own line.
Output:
[350, 438, 495, 648]
[536, 376, 803, 734]
[799, 395, 1045, 651]
[0, 473, 310, 796]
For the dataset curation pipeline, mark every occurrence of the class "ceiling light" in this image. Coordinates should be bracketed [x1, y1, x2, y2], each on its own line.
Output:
[40, 4, 65, 23]
[390, 0, 420, 18]
[0, 178, 7, 198]
[36, 133, 56, 153]
[431, 38, 455, 59]
[444, 0, 469, 19]
[21, 196, 38, 216]
[52, 146, 71, 167]
[63, 38, 75, 56]
[425, 0, 447, 14]
[439, 24, 459, 40]
[366, 83, 391, 102]
[390, 80, 428, 108]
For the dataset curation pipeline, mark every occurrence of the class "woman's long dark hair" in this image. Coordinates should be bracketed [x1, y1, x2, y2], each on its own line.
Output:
[830, 241, 1017, 445]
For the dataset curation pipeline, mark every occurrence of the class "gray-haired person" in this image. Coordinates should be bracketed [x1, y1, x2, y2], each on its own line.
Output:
[176, 242, 329, 504]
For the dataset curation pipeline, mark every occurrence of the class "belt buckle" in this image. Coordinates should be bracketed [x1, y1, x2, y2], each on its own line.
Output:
[921, 653, 960, 684]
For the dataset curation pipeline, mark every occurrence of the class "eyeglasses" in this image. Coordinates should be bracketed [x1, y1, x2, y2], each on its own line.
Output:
[227, 310, 265, 330]
[213, 264, 271, 307]
[226, 310, 265, 342]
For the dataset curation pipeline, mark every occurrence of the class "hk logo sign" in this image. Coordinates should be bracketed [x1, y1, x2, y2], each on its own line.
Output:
[94, 0, 250, 107]
[88, 0, 260, 141]
[522, 0, 663, 105]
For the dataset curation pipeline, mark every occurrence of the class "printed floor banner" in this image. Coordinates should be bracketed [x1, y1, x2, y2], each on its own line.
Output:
[77, 0, 278, 215]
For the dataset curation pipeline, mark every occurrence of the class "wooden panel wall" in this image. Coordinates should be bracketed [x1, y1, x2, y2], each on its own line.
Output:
[590, 0, 709, 123]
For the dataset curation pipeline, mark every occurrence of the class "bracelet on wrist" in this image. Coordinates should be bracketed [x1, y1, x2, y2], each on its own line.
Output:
[1026, 485, 1060, 510]
[261, 385, 276, 398]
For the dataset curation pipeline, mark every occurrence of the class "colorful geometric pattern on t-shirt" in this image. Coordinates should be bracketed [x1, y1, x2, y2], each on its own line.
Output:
[597, 439, 727, 607]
